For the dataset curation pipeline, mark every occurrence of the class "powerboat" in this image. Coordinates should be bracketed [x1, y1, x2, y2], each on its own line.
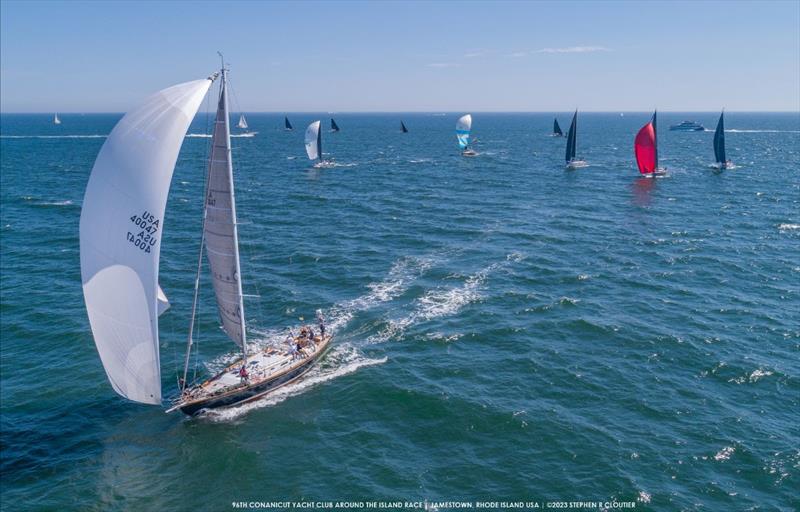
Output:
[669, 120, 704, 131]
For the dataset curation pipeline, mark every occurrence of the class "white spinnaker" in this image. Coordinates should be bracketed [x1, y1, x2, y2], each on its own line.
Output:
[456, 114, 472, 149]
[204, 79, 246, 347]
[80, 79, 212, 405]
[305, 120, 321, 160]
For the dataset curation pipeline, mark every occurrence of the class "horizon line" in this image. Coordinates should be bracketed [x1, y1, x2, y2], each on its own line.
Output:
[3, 110, 799, 115]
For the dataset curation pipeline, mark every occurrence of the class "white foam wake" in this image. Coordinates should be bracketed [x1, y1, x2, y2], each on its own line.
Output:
[185, 132, 257, 138]
[368, 252, 525, 343]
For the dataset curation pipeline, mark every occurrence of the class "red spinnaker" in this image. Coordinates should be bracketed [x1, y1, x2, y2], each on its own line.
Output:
[634, 122, 657, 174]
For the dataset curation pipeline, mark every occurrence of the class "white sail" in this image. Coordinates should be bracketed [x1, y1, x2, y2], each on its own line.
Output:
[80, 78, 212, 405]
[305, 120, 321, 160]
[54, 113, 61, 125]
[204, 77, 247, 348]
[456, 114, 472, 149]
[237, 114, 248, 130]
[156, 285, 170, 316]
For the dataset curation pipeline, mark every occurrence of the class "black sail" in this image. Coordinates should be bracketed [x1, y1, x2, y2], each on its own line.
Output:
[714, 111, 726, 164]
[553, 118, 563, 136]
[285, 116, 293, 130]
[565, 111, 577, 163]
[401, 121, 408, 133]
[331, 118, 340, 132]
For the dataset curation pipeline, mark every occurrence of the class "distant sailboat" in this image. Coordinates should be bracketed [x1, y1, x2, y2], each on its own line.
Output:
[305, 120, 323, 162]
[285, 116, 293, 131]
[237, 114, 248, 130]
[552, 118, 563, 136]
[456, 114, 477, 156]
[565, 110, 588, 169]
[330, 118, 340, 132]
[401, 121, 408, 133]
[53, 113, 61, 125]
[634, 111, 666, 177]
[713, 110, 731, 169]
[80, 61, 331, 416]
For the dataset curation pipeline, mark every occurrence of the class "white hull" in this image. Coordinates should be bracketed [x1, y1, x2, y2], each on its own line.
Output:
[566, 159, 588, 169]
[462, 149, 478, 157]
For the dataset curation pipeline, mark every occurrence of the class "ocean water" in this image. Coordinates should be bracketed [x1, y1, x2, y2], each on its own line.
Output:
[1, 111, 798, 511]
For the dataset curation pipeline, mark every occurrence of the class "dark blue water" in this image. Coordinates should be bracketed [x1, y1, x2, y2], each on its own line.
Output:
[1, 112, 798, 511]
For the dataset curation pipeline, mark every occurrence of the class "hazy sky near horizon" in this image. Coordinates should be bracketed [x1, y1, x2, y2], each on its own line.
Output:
[1, 0, 799, 112]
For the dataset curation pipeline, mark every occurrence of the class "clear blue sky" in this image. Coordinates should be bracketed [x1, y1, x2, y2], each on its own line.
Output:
[1, 0, 798, 112]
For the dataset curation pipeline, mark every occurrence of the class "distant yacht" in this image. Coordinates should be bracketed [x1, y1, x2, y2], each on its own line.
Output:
[330, 118, 340, 132]
[713, 110, 732, 170]
[54, 113, 61, 125]
[669, 120, 704, 131]
[635, 111, 667, 177]
[565, 110, 588, 169]
[237, 114, 248, 130]
[284, 116, 293, 131]
[552, 118, 563, 136]
[401, 121, 408, 133]
[456, 114, 477, 157]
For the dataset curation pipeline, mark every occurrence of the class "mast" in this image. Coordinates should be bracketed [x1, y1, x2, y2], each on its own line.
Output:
[220, 63, 249, 362]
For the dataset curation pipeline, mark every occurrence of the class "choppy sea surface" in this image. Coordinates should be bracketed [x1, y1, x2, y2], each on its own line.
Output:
[1, 112, 798, 511]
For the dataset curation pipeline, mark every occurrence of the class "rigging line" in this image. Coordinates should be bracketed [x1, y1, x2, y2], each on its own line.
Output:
[179, 81, 215, 391]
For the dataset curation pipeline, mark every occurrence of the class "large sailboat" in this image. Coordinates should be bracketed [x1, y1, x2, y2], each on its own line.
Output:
[456, 114, 477, 156]
[237, 113, 249, 130]
[330, 118, 340, 132]
[285, 116, 294, 131]
[80, 62, 331, 416]
[634, 111, 666, 177]
[713, 110, 732, 169]
[564, 110, 588, 169]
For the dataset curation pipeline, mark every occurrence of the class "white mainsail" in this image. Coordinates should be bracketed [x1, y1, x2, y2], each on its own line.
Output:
[204, 76, 247, 348]
[80, 78, 212, 405]
[54, 113, 61, 125]
[456, 114, 472, 149]
[237, 114, 248, 130]
[305, 120, 322, 160]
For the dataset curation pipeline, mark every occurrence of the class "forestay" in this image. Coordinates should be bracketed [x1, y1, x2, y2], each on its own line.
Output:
[204, 78, 247, 348]
[80, 78, 212, 404]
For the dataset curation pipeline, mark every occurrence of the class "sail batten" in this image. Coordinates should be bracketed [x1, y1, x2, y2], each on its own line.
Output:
[80, 78, 212, 405]
[204, 74, 247, 349]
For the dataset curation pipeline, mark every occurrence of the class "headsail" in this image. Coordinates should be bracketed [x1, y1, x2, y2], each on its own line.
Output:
[565, 111, 578, 163]
[204, 75, 247, 349]
[401, 121, 408, 133]
[237, 114, 248, 130]
[330, 118, 340, 132]
[635, 112, 658, 174]
[553, 118, 563, 136]
[80, 78, 212, 404]
[285, 116, 293, 131]
[456, 114, 472, 149]
[714, 111, 726, 165]
[305, 120, 322, 160]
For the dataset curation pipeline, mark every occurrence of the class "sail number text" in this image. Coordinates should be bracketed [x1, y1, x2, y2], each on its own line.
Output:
[127, 210, 160, 254]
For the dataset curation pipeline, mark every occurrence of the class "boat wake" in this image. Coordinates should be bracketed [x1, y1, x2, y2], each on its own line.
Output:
[312, 160, 357, 169]
[186, 132, 257, 138]
[367, 252, 525, 344]
[725, 129, 800, 133]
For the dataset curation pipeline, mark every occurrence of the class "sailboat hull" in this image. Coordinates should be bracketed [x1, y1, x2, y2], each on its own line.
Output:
[169, 334, 333, 415]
